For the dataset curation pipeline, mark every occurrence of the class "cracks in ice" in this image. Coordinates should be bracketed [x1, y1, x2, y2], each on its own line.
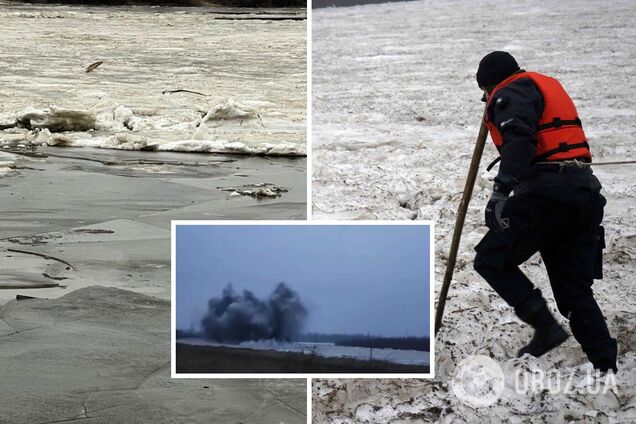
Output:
[38, 360, 173, 424]
[0, 314, 18, 333]
[240, 380, 306, 422]
[74, 400, 89, 420]
[0, 315, 42, 341]
[35, 408, 94, 424]
[134, 360, 171, 390]
[264, 386, 306, 417]
[35, 418, 92, 424]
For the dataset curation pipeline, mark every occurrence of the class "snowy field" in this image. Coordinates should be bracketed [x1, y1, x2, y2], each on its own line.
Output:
[312, 0, 635, 422]
[0, 2, 306, 156]
[179, 338, 430, 365]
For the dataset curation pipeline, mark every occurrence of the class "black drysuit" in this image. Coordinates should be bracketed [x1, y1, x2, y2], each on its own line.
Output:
[473, 77, 617, 369]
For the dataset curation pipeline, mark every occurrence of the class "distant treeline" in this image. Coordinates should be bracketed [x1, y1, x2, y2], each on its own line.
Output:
[298, 332, 430, 352]
[9, 0, 305, 7]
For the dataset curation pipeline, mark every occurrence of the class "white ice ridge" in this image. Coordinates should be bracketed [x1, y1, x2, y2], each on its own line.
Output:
[0, 98, 306, 157]
[202, 98, 259, 121]
[157, 140, 306, 156]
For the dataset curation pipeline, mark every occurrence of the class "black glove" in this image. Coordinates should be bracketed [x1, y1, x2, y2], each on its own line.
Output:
[485, 191, 509, 232]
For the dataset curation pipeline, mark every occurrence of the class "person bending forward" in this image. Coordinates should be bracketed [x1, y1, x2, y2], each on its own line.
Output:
[473, 51, 617, 372]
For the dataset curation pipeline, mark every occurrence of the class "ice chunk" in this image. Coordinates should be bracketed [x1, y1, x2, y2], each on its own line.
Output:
[202, 98, 259, 122]
[113, 105, 133, 127]
[17, 106, 96, 132]
[34, 128, 52, 145]
[157, 139, 306, 157]
[0, 112, 17, 129]
[191, 123, 211, 140]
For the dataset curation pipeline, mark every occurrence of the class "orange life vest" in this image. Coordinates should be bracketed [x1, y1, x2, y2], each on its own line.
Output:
[485, 71, 591, 163]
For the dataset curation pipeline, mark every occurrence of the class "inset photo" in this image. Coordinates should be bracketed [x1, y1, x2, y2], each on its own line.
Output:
[172, 221, 433, 378]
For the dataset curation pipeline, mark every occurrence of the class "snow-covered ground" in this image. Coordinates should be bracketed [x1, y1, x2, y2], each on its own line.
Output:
[0, 2, 306, 156]
[312, 0, 636, 422]
[179, 338, 430, 365]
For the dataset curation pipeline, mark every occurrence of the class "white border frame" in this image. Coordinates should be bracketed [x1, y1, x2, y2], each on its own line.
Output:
[170, 220, 435, 380]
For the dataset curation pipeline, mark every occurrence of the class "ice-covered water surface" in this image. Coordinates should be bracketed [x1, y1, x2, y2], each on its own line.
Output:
[179, 338, 430, 366]
[0, 2, 306, 156]
[0, 151, 19, 177]
[312, 0, 635, 422]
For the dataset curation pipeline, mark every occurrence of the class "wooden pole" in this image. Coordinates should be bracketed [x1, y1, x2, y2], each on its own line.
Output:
[434, 106, 489, 334]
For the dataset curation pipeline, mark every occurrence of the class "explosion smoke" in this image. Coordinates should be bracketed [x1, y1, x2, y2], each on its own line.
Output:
[201, 282, 307, 343]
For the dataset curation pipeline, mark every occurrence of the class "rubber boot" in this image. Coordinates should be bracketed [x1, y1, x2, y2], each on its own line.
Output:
[567, 301, 618, 373]
[515, 292, 569, 358]
[517, 321, 569, 358]
[587, 339, 618, 373]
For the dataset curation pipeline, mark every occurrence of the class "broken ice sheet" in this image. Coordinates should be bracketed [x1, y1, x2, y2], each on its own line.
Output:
[220, 183, 290, 198]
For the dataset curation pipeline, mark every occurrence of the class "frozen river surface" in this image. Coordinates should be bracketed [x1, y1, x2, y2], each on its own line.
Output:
[312, 0, 635, 422]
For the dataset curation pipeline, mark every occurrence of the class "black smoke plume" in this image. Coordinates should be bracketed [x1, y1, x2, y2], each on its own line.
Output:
[201, 282, 307, 343]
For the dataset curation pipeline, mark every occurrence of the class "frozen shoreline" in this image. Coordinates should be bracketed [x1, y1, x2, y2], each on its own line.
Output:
[312, 0, 635, 422]
[0, 146, 306, 305]
[179, 337, 431, 365]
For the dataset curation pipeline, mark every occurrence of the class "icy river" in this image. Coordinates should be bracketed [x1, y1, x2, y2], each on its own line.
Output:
[0, 2, 306, 156]
[0, 4, 307, 422]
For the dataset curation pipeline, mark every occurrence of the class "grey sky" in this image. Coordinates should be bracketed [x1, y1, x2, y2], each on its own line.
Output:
[176, 224, 431, 337]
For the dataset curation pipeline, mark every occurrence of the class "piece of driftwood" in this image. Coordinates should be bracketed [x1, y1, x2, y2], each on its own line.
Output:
[85, 61, 103, 73]
[16, 294, 37, 300]
[161, 89, 207, 96]
[213, 16, 306, 21]
[7, 248, 75, 271]
[0, 283, 61, 290]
